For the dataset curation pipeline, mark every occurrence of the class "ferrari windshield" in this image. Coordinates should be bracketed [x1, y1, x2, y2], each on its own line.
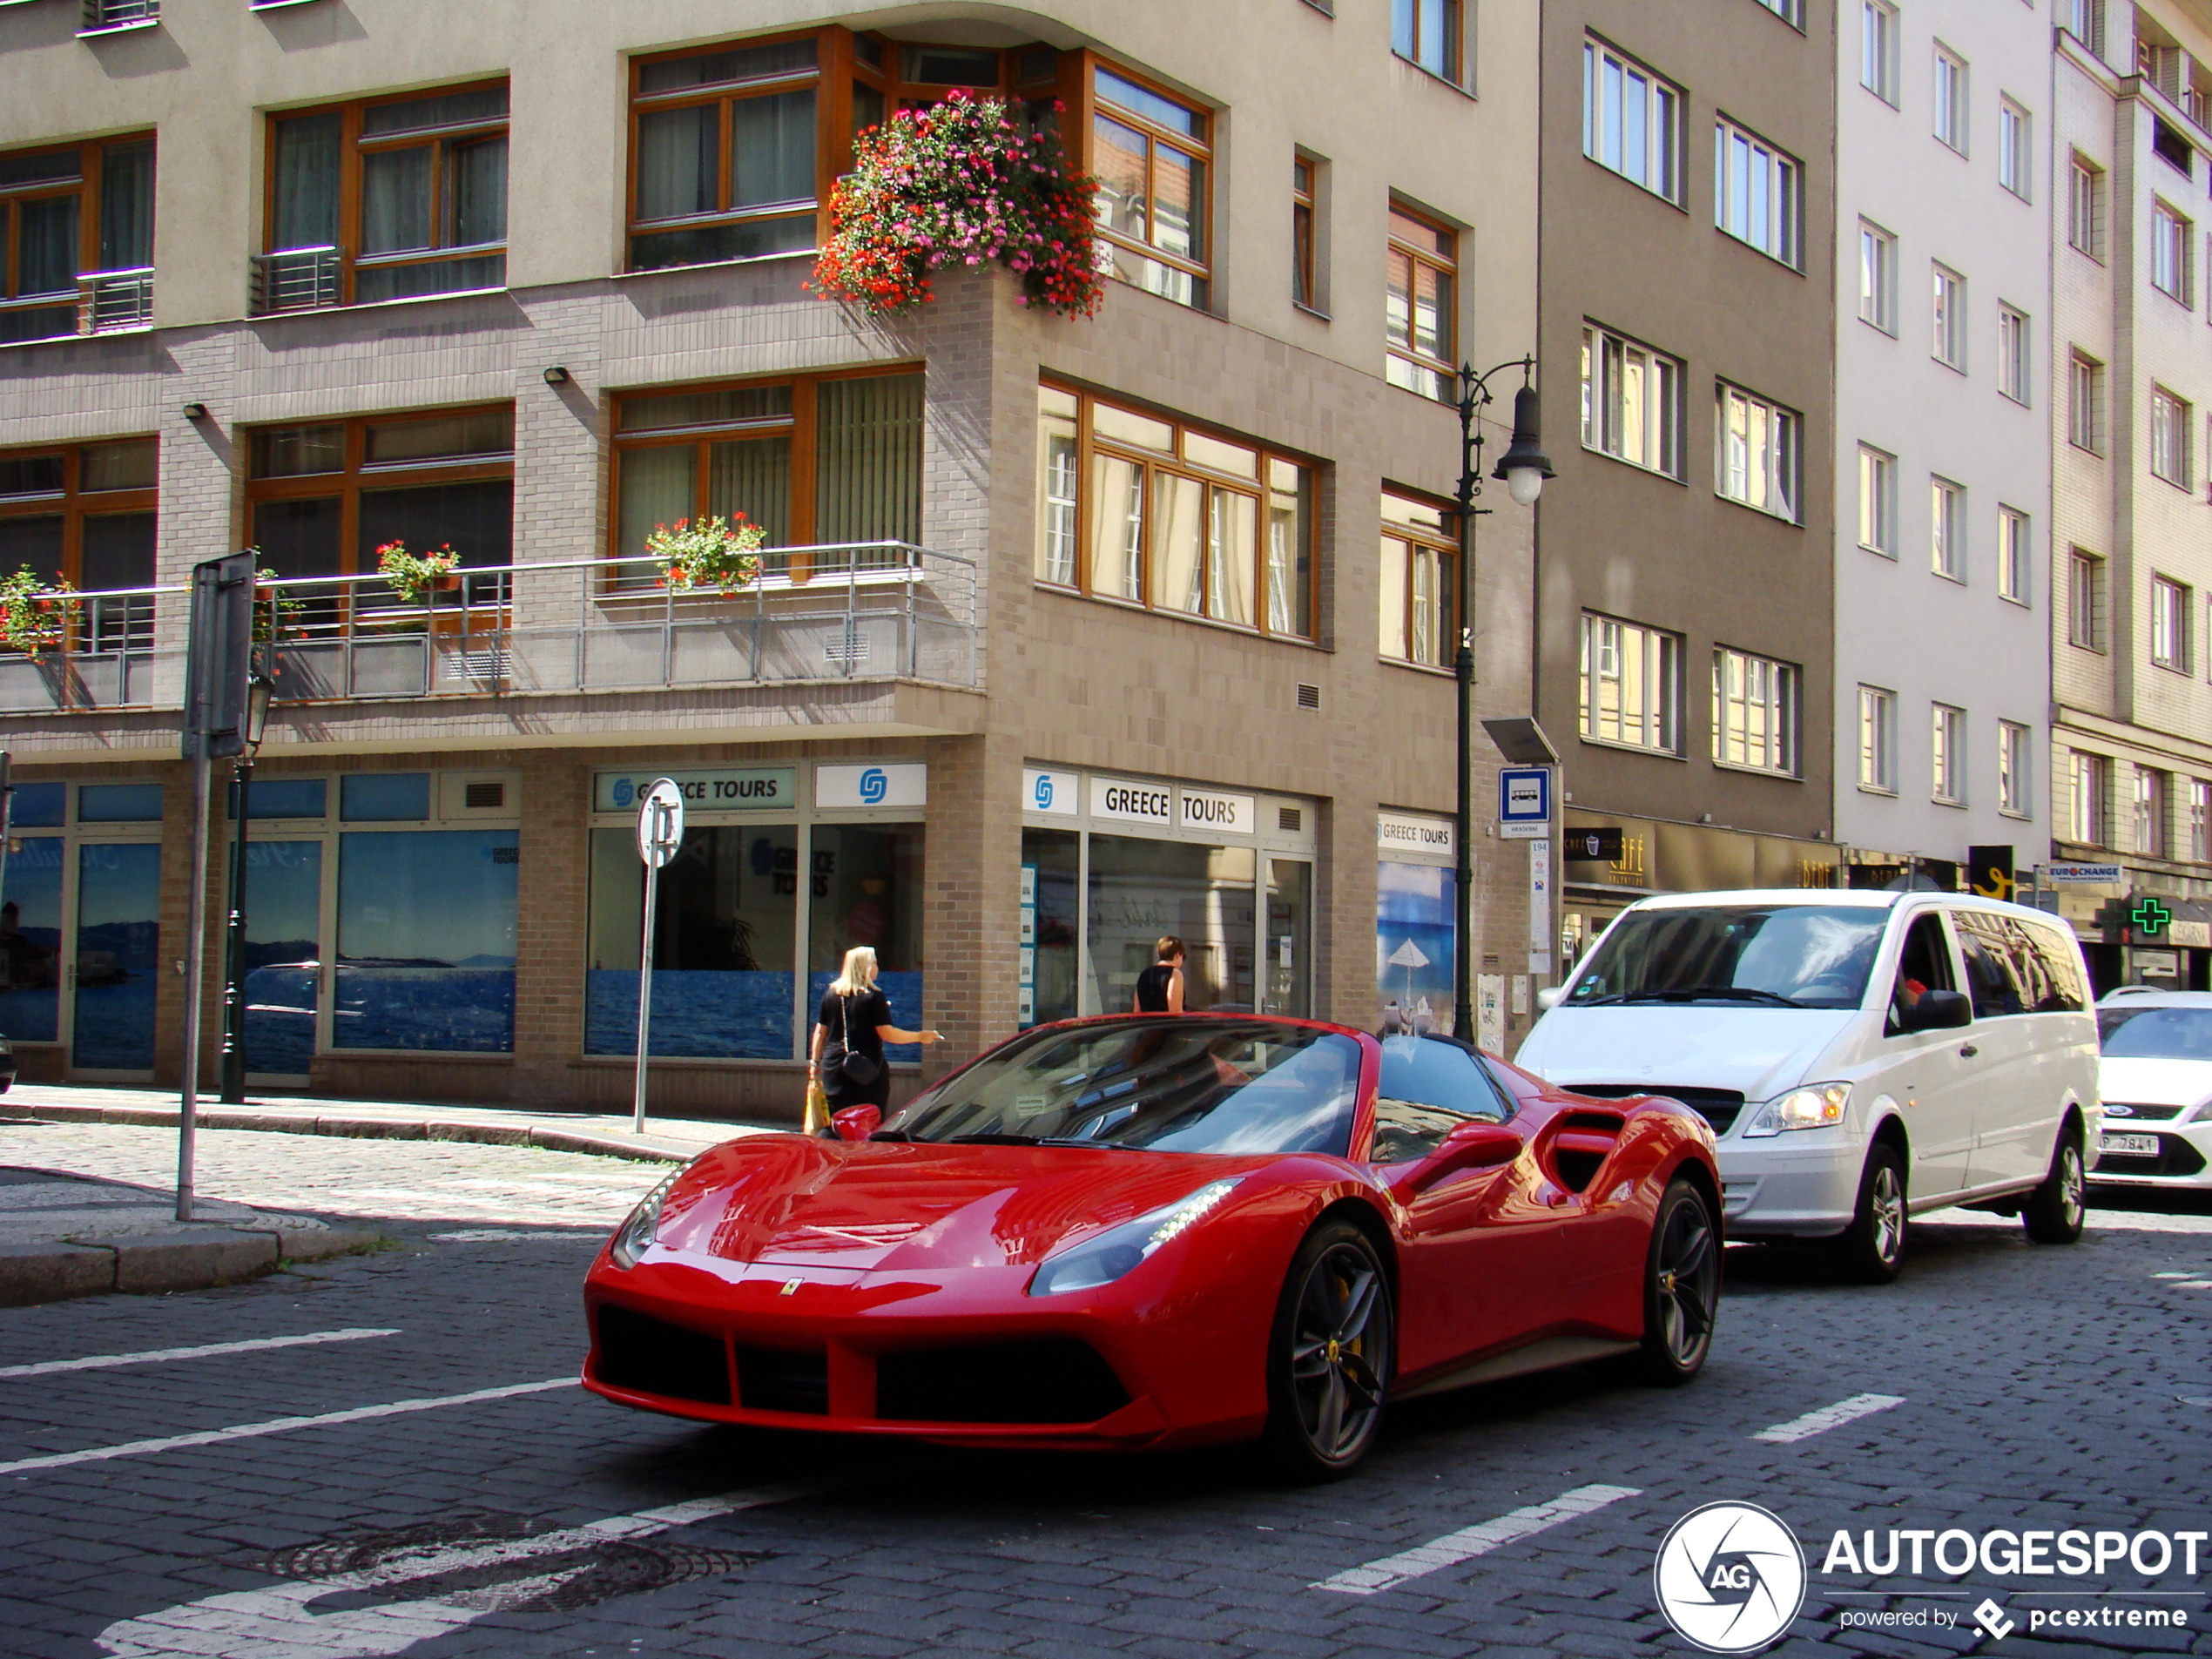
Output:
[882, 1018, 1362, 1157]
[1565, 904, 1888, 1010]
[2099, 1005, 2212, 1059]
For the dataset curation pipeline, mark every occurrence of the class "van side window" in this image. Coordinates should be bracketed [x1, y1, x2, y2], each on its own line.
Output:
[1371, 1035, 1513, 1162]
[1953, 912, 2027, 1018]
[2017, 920, 2089, 1012]
[1886, 911, 1957, 1035]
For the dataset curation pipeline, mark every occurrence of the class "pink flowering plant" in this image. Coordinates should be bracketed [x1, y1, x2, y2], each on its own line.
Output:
[374, 540, 460, 604]
[813, 92, 1103, 319]
[0, 566, 78, 658]
[648, 513, 766, 597]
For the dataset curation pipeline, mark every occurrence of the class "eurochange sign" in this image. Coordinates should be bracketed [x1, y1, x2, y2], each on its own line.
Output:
[594, 767, 792, 813]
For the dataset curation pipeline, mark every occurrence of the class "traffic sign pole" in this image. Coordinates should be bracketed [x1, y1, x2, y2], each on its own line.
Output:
[632, 779, 685, 1136]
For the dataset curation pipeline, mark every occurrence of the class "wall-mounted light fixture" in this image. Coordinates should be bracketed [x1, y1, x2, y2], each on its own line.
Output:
[181, 402, 207, 421]
[543, 366, 570, 386]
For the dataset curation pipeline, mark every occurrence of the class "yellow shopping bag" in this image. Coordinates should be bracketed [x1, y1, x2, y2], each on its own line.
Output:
[803, 1078, 832, 1136]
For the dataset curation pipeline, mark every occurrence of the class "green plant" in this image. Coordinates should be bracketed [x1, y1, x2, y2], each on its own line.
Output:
[0, 566, 78, 658]
[250, 562, 303, 646]
[375, 540, 461, 604]
[647, 514, 765, 597]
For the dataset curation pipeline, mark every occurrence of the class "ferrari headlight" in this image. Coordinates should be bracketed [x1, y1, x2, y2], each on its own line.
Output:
[1028, 1178, 1242, 1297]
[1743, 1082, 1851, 1139]
[609, 1168, 683, 1269]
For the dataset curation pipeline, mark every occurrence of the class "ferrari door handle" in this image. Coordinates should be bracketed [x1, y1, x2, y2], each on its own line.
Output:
[1958, 1044, 1978, 1058]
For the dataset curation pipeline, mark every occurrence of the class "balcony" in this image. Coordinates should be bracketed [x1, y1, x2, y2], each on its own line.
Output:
[249, 247, 340, 315]
[0, 270, 153, 347]
[0, 543, 978, 716]
[78, 0, 157, 33]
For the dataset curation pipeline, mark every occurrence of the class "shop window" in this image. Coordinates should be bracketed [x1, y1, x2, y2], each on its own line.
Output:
[78, 782, 161, 821]
[335, 828, 517, 1052]
[260, 84, 507, 309]
[229, 777, 330, 820]
[1264, 859, 1312, 1019]
[806, 823, 925, 1061]
[1379, 490, 1458, 667]
[239, 840, 321, 1077]
[1086, 837, 1255, 1014]
[1022, 827, 1080, 1027]
[73, 840, 159, 1070]
[0, 833, 64, 1042]
[0, 436, 156, 596]
[1378, 860, 1454, 1035]
[1032, 381, 1316, 640]
[341, 772, 432, 821]
[611, 369, 921, 577]
[0, 132, 154, 344]
[1089, 64, 1211, 310]
[8, 781, 64, 826]
[586, 825, 798, 1059]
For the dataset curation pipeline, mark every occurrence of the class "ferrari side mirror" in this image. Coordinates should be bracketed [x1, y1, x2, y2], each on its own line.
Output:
[832, 1105, 881, 1142]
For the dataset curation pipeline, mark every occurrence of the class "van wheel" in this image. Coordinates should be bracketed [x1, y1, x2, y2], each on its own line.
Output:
[1833, 1144, 1907, 1285]
[2022, 1134, 2086, 1245]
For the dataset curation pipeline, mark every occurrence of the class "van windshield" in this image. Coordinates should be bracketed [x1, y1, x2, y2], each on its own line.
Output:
[1565, 905, 1888, 1010]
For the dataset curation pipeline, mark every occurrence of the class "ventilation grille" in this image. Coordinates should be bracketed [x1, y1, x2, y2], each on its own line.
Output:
[592, 1305, 730, 1405]
[877, 1339, 1130, 1425]
[463, 780, 506, 810]
[1568, 1083, 1746, 1135]
[1296, 683, 1321, 710]
[1278, 806, 1303, 833]
[736, 1345, 829, 1415]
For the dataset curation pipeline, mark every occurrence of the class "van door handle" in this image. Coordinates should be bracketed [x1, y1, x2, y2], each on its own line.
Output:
[1958, 1043, 1979, 1058]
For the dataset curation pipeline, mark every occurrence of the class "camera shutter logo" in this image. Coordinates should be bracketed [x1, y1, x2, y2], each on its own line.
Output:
[1034, 773, 1055, 811]
[859, 766, 888, 806]
[1653, 1502, 1806, 1654]
[612, 778, 636, 808]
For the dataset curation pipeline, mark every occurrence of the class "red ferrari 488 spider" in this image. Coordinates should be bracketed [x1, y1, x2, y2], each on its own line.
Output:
[583, 1015, 1721, 1479]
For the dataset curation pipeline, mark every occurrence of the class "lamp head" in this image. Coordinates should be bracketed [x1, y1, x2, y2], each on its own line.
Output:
[244, 672, 273, 752]
[1491, 381, 1554, 506]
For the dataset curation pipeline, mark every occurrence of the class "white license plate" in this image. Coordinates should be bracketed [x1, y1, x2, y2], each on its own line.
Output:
[2101, 1132, 2161, 1157]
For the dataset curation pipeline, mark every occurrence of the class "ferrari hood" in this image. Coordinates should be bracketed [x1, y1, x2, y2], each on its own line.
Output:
[653, 1137, 1264, 1271]
[1517, 1004, 1856, 1105]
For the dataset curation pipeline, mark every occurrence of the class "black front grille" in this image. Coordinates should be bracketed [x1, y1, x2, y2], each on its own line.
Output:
[2096, 1136, 2208, 1178]
[878, 1339, 1132, 1425]
[2103, 1102, 2187, 1121]
[737, 1345, 830, 1415]
[1568, 1083, 1745, 1135]
[594, 1304, 731, 1405]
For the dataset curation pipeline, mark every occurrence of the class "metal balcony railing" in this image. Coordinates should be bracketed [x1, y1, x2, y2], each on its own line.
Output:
[78, 268, 153, 333]
[249, 246, 340, 315]
[0, 590, 160, 712]
[78, 0, 157, 32]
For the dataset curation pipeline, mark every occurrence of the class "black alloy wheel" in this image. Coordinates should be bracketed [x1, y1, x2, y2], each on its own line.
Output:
[1833, 1142, 1909, 1285]
[1634, 1177, 1720, 1384]
[1262, 1219, 1393, 1481]
[2022, 1132, 2087, 1245]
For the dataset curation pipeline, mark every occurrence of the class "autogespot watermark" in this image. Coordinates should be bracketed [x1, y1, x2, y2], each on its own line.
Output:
[1654, 1506, 2206, 1652]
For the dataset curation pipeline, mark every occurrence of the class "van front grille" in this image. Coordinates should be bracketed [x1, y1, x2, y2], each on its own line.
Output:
[1568, 1083, 1745, 1135]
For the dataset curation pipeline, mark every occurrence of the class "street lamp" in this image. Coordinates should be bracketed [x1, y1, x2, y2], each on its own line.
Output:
[1453, 359, 1553, 1044]
[218, 671, 273, 1105]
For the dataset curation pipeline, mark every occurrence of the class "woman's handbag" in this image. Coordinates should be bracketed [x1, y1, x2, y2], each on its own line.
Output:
[828, 993, 883, 1089]
[802, 1076, 832, 1136]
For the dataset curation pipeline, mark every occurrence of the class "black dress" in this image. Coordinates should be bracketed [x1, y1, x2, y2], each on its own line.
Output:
[1134, 963, 1178, 1012]
[818, 986, 893, 1109]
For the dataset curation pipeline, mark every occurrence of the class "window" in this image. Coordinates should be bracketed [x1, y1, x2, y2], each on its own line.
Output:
[1932, 704, 1966, 804]
[1859, 685, 1898, 792]
[2071, 751, 2107, 844]
[1386, 204, 1457, 401]
[1715, 118, 1801, 266]
[2068, 352, 2103, 453]
[2152, 387, 2194, 489]
[2191, 779, 2211, 862]
[2153, 201, 2193, 304]
[1380, 493, 1457, 667]
[0, 437, 155, 604]
[1858, 220, 1897, 332]
[2000, 721, 2032, 817]
[2137, 768, 2170, 858]
[1034, 381, 1316, 640]
[1393, 0, 1465, 85]
[339, 825, 518, 1053]
[2153, 575, 2191, 671]
[2067, 0, 2106, 56]
[1932, 265, 1967, 370]
[1997, 505, 2029, 604]
[1579, 613, 1682, 752]
[1757, 0, 1804, 25]
[1092, 64, 1211, 310]
[1292, 155, 1320, 311]
[1861, 2, 1898, 103]
[1931, 477, 1965, 580]
[2068, 549, 2104, 650]
[1712, 648, 1798, 775]
[2069, 155, 2104, 259]
[1999, 99, 2032, 199]
[1933, 46, 1969, 154]
[262, 84, 507, 309]
[1716, 383, 1799, 521]
[1581, 324, 1682, 476]
[1857, 444, 1896, 555]
[2154, 118, 2193, 180]
[1583, 39, 1683, 202]
[1997, 306, 2030, 403]
[0, 133, 153, 343]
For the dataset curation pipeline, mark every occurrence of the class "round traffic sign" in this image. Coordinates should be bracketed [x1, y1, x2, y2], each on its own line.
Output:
[635, 778, 685, 868]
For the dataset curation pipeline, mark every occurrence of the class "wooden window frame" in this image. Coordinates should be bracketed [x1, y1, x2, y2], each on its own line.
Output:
[263, 81, 508, 307]
[1393, 0, 1466, 87]
[0, 435, 157, 590]
[1035, 377, 1319, 644]
[1, 131, 154, 339]
[1381, 489, 1459, 669]
[1386, 200, 1458, 401]
[1082, 57, 1214, 311]
[1292, 155, 1318, 311]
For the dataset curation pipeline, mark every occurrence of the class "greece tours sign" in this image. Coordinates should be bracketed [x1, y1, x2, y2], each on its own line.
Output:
[1379, 810, 1455, 859]
[594, 767, 792, 813]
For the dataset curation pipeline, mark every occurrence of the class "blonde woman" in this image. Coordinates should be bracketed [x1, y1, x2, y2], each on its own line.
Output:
[808, 945, 942, 1113]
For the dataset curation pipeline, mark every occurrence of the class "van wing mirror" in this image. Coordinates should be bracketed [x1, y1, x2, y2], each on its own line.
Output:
[1902, 988, 1972, 1033]
[1535, 986, 1565, 1013]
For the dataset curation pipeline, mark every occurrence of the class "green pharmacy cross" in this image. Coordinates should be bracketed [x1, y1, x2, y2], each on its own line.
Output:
[2133, 896, 2173, 937]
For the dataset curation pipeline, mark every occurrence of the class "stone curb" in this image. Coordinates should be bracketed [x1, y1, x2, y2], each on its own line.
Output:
[0, 1100, 700, 1166]
[0, 1225, 388, 1309]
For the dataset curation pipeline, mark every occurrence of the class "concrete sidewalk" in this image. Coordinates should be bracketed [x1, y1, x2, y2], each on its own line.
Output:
[0, 1082, 776, 1166]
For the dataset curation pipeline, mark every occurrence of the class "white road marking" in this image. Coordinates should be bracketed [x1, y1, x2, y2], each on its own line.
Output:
[1753, 1392, 1905, 1444]
[0, 1378, 572, 1476]
[426, 1230, 569, 1242]
[1310, 1483, 1642, 1596]
[95, 1473, 885, 1658]
[0, 1329, 398, 1381]
[2154, 1271, 2193, 1278]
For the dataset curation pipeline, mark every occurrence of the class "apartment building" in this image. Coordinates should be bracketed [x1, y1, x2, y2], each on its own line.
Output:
[2050, 0, 2212, 989]
[0, 0, 1543, 1105]
[1541, 0, 1844, 962]
[1831, 0, 2050, 894]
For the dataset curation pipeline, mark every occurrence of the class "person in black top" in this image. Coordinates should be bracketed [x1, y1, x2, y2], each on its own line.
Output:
[1132, 935, 1186, 1014]
[807, 945, 942, 1110]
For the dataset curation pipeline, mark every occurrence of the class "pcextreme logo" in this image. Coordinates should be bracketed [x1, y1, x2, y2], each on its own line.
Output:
[1654, 1502, 1808, 1654]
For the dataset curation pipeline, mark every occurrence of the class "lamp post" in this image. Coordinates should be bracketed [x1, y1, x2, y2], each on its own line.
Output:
[218, 671, 273, 1105]
[1453, 359, 1554, 1043]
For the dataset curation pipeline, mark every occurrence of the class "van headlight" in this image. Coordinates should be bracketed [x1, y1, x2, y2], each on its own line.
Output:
[609, 1168, 683, 1269]
[1743, 1082, 1851, 1138]
[1028, 1179, 1242, 1296]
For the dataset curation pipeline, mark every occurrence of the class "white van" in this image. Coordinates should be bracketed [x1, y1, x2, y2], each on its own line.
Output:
[1516, 890, 2101, 1282]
